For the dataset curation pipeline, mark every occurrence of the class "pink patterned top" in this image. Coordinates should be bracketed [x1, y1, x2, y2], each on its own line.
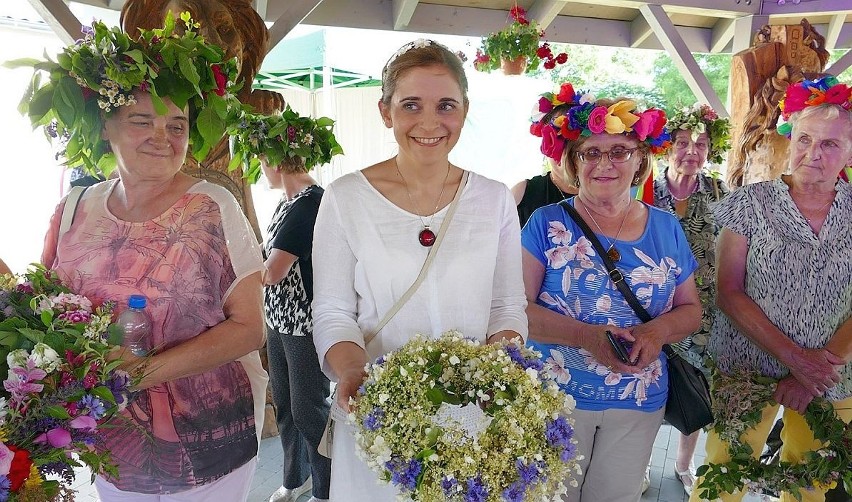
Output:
[42, 179, 267, 494]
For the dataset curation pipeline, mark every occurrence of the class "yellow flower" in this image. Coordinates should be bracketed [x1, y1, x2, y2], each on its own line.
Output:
[24, 464, 43, 489]
[604, 100, 640, 134]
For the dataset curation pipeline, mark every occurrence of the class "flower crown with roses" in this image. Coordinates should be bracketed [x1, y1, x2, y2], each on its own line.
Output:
[777, 75, 852, 137]
[6, 11, 242, 176]
[228, 106, 343, 183]
[662, 104, 731, 164]
[530, 82, 671, 162]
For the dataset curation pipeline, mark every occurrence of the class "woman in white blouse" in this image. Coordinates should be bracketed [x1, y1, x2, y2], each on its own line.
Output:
[311, 40, 528, 501]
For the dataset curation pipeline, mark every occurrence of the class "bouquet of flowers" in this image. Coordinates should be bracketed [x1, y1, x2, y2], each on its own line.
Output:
[696, 369, 852, 500]
[473, 6, 567, 75]
[0, 266, 135, 501]
[352, 332, 580, 501]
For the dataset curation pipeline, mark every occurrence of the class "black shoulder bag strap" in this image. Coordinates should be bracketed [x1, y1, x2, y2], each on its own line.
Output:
[559, 201, 677, 358]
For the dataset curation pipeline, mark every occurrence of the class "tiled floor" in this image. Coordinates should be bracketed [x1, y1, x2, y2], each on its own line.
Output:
[68, 422, 777, 502]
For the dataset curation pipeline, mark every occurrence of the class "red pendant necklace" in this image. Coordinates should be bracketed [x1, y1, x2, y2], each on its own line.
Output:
[395, 158, 451, 247]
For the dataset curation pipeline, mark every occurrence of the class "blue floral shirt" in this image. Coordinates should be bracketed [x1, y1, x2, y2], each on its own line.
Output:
[522, 199, 698, 412]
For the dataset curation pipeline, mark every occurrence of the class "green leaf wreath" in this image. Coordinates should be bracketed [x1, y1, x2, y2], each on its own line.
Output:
[5, 11, 242, 176]
[228, 106, 343, 183]
[696, 369, 852, 501]
[663, 103, 731, 165]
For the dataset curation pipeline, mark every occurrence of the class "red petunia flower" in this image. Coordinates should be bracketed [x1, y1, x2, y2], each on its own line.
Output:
[537, 44, 552, 59]
[556, 53, 568, 64]
[543, 59, 556, 70]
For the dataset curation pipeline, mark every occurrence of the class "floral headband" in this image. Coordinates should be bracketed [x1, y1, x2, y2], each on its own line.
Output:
[6, 11, 241, 176]
[529, 82, 670, 162]
[228, 106, 344, 182]
[777, 75, 852, 137]
[383, 39, 463, 76]
[662, 104, 731, 164]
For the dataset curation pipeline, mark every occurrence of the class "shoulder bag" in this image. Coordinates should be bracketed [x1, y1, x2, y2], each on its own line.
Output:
[318, 171, 469, 458]
[560, 200, 713, 436]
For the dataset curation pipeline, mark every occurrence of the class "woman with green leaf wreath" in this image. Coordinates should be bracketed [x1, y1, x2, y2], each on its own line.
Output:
[651, 104, 731, 496]
[12, 13, 270, 501]
[230, 108, 342, 502]
[689, 76, 852, 502]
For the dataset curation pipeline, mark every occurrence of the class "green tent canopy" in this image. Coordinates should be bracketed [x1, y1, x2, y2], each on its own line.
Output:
[254, 29, 381, 91]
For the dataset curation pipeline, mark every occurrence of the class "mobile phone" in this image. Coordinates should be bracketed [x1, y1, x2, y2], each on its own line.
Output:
[606, 330, 632, 365]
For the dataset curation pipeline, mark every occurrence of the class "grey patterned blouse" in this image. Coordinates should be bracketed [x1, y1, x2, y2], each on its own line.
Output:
[708, 178, 852, 401]
[654, 169, 728, 375]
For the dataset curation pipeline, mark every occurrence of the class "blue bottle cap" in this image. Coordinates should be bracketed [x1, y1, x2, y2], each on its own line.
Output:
[128, 295, 147, 309]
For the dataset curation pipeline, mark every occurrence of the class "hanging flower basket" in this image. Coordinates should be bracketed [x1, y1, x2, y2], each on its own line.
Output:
[473, 6, 567, 76]
[500, 55, 528, 75]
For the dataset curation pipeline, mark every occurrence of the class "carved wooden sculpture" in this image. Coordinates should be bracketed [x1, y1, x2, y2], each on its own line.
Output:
[121, 0, 286, 439]
[728, 19, 829, 187]
[120, 0, 286, 238]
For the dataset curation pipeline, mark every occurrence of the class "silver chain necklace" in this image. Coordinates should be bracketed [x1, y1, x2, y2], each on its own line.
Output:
[395, 158, 451, 247]
[578, 198, 631, 262]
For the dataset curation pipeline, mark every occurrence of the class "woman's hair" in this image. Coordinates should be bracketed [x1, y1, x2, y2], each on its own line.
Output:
[380, 40, 469, 106]
[788, 103, 852, 139]
[557, 98, 653, 188]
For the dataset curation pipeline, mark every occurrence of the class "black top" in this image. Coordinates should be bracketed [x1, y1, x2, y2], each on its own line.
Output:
[516, 173, 569, 228]
[263, 185, 324, 333]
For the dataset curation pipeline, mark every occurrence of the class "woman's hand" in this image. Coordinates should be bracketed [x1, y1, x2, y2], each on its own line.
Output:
[785, 347, 843, 397]
[581, 326, 637, 374]
[336, 367, 368, 412]
[773, 375, 814, 414]
[628, 322, 669, 369]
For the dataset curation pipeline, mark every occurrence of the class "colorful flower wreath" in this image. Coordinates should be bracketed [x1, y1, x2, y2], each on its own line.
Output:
[6, 11, 242, 176]
[529, 83, 670, 162]
[228, 106, 343, 183]
[777, 75, 852, 137]
[662, 104, 731, 164]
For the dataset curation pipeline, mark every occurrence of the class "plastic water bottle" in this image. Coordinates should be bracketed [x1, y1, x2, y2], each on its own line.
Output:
[117, 295, 151, 357]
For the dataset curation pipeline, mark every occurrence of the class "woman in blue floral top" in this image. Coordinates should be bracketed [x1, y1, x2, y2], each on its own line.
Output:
[523, 84, 701, 502]
[652, 104, 730, 496]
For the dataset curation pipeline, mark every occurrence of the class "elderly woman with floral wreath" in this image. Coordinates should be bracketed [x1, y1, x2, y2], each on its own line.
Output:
[19, 14, 269, 501]
[230, 107, 343, 502]
[524, 82, 702, 501]
[651, 103, 731, 496]
[690, 76, 852, 502]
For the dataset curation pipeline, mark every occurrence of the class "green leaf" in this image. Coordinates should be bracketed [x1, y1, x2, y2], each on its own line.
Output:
[18, 327, 46, 343]
[91, 385, 117, 404]
[45, 404, 72, 419]
[425, 387, 445, 406]
[149, 91, 168, 116]
[196, 105, 225, 147]
[177, 54, 201, 92]
[53, 76, 83, 128]
[0, 331, 21, 347]
[107, 323, 124, 345]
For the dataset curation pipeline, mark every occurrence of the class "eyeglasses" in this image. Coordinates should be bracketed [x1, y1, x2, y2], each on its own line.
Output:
[575, 147, 638, 164]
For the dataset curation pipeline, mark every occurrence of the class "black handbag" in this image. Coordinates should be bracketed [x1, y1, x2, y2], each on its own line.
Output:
[560, 201, 713, 435]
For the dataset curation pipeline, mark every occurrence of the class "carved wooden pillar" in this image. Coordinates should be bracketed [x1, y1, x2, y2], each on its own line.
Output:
[727, 20, 829, 187]
[121, 0, 285, 439]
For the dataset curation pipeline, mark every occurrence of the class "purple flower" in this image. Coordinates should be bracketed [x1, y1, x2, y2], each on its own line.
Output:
[546, 416, 577, 462]
[374, 355, 386, 365]
[441, 476, 459, 497]
[364, 407, 384, 431]
[0, 475, 9, 502]
[516, 458, 541, 485]
[58, 310, 91, 324]
[384, 456, 422, 492]
[35, 427, 72, 448]
[79, 394, 106, 420]
[568, 102, 595, 130]
[465, 475, 489, 502]
[4, 363, 47, 403]
[502, 481, 526, 502]
[15, 282, 33, 294]
[505, 345, 544, 372]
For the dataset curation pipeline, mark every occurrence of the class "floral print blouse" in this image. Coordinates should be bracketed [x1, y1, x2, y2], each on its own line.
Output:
[653, 169, 729, 375]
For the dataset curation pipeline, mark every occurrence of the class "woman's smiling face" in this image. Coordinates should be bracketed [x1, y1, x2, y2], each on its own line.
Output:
[378, 64, 467, 164]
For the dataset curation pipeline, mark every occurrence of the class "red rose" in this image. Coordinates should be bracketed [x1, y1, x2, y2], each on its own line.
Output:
[7, 446, 32, 492]
[560, 121, 581, 141]
[211, 64, 227, 97]
[541, 124, 565, 162]
[556, 83, 575, 104]
[530, 122, 544, 137]
[824, 84, 852, 106]
[782, 83, 812, 117]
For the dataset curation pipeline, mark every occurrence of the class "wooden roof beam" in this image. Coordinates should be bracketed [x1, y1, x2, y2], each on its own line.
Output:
[267, 0, 324, 51]
[528, 0, 569, 30]
[761, 0, 852, 16]
[253, 0, 269, 20]
[710, 18, 735, 54]
[26, 0, 82, 45]
[640, 3, 728, 117]
[824, 14, 845, 51]
[827, 49, 852, 76]
[393, 0, 420, 31]
[630, 15, 652, 48]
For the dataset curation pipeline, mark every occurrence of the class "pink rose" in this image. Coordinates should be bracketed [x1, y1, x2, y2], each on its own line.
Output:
[0, 442, 12, 475]
[540, 125, 565, 162]
[587, 106, 608, 134]
[634, 109, 666, 140]
[35, 428, 72, 448]
[538, 96, 553, 114]
[782, 83, 812, 117]
[70, 415, 97, 431]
